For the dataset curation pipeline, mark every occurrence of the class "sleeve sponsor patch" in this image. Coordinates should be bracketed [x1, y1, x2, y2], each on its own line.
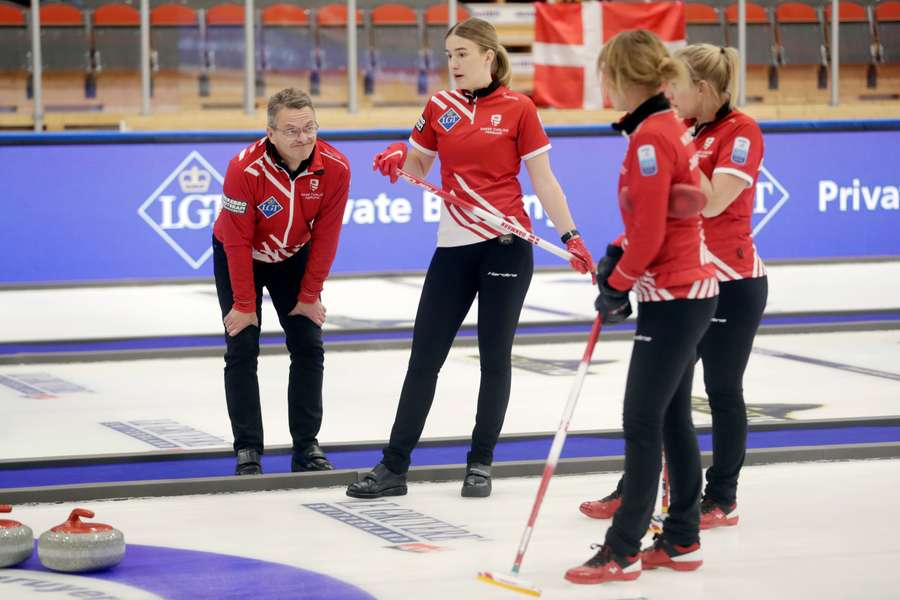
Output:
[731, 136, 750, 165]
[637, 144, 658, 176]
[415, 115, 426, 132]
[222, 195, 248, 214]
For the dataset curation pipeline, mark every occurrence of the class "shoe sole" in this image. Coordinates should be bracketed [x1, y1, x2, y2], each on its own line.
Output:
[700, 516, 739, 530]
[564, 571, 641, 584]
[292, 464, 335, 473]
[644, 560, 703, 572]
[461, 485, 491, 498]
[345, 486, 408, 499]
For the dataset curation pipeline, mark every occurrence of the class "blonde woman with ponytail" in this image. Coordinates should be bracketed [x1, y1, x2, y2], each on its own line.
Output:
[663, 43, 768, 529]
[348, 18, 594, 500]
[566, 29, 717, 585]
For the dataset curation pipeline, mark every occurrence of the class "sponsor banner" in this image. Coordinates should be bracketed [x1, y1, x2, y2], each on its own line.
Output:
[0, 129, 897, 284]
[0, 373, 91, 398]
[101, 419, 227, 449]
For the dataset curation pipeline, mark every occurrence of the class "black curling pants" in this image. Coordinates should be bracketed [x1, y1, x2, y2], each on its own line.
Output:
[605, 297, 717, 557]
[213, 237, 325, 457]
[698, 276, 767, 506]
[382, 236, 533, 474]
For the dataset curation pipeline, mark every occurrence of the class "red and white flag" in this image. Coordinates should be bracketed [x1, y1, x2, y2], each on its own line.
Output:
[533, 1, 686, 109]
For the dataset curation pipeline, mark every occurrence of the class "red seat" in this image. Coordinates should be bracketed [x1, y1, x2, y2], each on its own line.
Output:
[725, 3, 769, 24]
[262, 3, 309, 26]
[316, 3, 364, 26]
[150, 4, 197, 26]
[685, 3, 719, 25]
[424, 3, 469, 25]
[207, 3, 244, 26]
[372, 3, 417, 26]
[0, 2, 25, 26]
[94, 4, 139, 27]
[775, 3, 818, 24]
[876, 1, 900, 21]
[825, 2, 868, 22]
[40, 4, 83, 26]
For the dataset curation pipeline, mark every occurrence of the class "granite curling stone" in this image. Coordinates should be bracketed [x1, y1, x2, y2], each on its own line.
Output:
[0, 504, 34, 567]
[38, 508, 125, 573]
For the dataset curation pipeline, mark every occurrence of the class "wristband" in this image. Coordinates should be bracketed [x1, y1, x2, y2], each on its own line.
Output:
[560, 229, 580, 244]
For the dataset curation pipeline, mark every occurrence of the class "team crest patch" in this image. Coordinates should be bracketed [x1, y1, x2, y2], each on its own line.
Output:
[704, 137, 715, 149]
[731, 136, 750, 165]
[637, 144, 658, 176]
[258, 196, 284, 218]
[415, 115, 426, 132]
[438, 109, 462, 131]
[310, 179, 319, 192]
[491, 114, 502, 127]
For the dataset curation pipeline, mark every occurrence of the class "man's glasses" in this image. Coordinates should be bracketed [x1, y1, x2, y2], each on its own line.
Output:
[274, 123, 319, 139]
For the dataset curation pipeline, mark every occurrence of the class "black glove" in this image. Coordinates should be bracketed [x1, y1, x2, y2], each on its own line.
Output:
[595, 244, 624, 284]
[594, 282, 632, 325]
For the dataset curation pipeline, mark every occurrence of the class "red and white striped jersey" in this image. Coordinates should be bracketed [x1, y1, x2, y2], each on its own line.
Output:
[693, 107, 767, 281]
[609, 95, 718, 302]
[409, 83, 551, 247]
[213, 138, 350, 313]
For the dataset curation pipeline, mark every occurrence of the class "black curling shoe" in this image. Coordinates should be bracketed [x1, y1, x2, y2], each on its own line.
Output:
[235, 448, 262, 476]
[461, 463, 492, 498]
[291, 444, 334, 472]
[346, 464, 408, 498]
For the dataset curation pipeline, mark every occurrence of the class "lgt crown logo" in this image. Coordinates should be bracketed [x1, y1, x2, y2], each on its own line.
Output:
[138, 151, 224, 269]
[179, 166, 212, 193]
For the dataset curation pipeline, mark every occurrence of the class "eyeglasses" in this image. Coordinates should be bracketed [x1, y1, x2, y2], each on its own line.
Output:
[274, 123, 319, 139]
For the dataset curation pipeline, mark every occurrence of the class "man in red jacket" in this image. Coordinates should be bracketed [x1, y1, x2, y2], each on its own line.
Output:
[212, 88, 350, 476]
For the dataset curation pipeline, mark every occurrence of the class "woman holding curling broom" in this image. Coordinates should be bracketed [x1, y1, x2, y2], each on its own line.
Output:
[346, 17, 595, 500]
[565, 30, 718, 585]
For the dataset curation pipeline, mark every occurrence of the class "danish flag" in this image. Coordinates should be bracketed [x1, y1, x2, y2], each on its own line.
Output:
[532, 1, 686, 109]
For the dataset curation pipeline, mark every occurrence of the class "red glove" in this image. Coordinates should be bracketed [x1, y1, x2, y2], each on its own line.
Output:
[373, 142, 407, 183]
[565, 235, 597, 283]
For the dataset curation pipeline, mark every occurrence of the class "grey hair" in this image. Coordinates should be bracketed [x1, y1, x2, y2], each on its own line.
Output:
[267, 88, 315, 128]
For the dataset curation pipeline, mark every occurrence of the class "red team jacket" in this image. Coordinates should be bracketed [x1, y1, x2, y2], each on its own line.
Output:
[409, 82, 551, 247]
[608, 96, 718, 302]
[213, 138, 351, 313]
[691, 107, 767, 280]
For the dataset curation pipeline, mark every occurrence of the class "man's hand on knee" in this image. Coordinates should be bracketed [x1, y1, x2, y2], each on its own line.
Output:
[224, 308, 259, 337]
[289, 299, 327, 327]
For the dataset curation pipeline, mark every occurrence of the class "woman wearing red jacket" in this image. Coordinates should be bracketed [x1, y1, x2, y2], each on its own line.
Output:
[346, 17, 595, 500]
[565, 30, 717, 585]
[579, 44, 767, 531]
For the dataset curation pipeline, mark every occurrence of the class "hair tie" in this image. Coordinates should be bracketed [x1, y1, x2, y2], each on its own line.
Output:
[720, 47, 726, 55]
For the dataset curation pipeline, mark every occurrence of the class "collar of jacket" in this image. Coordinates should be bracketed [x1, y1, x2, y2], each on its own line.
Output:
[692, 102, 733, 136]
[612, 93, 671, 136]
[265, 139, 323, 180]
[459, 78, 501, 104]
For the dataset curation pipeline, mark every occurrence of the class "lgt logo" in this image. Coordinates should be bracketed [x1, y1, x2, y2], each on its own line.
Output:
[138, 151, 224, 269]
[751, 165, 789, 238]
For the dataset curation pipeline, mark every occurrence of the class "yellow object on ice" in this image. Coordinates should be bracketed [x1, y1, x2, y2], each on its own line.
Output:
[477, 571, 541, 597]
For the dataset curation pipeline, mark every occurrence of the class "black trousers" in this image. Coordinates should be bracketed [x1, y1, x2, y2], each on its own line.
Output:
[605, 297, 717, 556]
[698, 276, 768, 505]
[382, 236, 533, 474]
[213, 237, 324, 456]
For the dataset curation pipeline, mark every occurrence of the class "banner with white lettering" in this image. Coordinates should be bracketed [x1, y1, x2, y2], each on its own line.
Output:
[0, 129, 897, 284]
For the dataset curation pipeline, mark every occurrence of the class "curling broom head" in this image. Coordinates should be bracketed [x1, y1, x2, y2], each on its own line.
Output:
[477, 571, 541, 597]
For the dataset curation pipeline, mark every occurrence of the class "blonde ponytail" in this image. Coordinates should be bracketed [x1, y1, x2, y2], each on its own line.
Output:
[598, 29, 685, 92]
[674, 43, 740, 107]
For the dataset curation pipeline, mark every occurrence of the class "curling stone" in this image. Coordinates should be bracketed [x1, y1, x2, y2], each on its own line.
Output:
[0, 504, 34, 567]
[38, 508, 125, 573]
